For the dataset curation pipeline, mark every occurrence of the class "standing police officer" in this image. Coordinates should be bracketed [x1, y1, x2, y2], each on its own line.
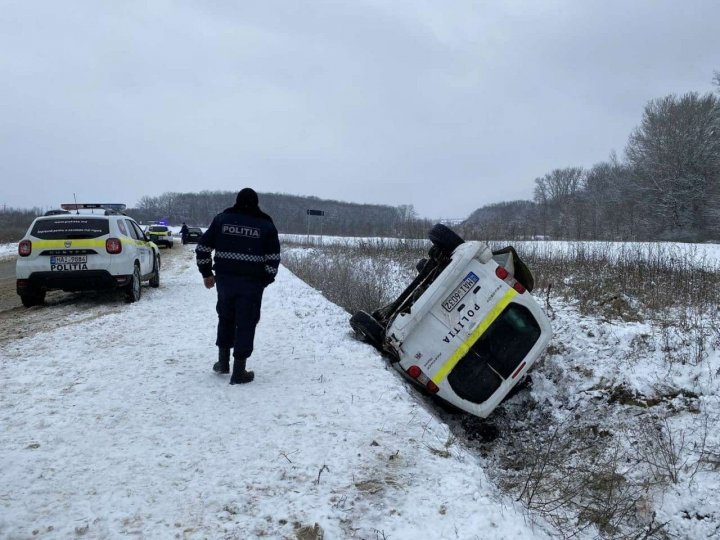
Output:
[196, 188, 280, 384]
[180, 222, 189, 243]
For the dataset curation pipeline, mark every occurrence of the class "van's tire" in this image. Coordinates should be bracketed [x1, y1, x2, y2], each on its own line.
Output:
[350, 311, 384, 348]
[149, 257, 160, 288]
[428, 224, 464, 255]
[125, 264, 142, 303]
[20, 288, 46, 308]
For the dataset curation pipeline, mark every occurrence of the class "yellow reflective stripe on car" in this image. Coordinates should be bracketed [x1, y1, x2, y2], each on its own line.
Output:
[31, 239, 149, 249]
[31, 239, 107, 249]
[432, 288, 518, 385]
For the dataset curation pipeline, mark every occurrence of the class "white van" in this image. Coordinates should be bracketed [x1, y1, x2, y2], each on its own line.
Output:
[350, 224, 552, 418]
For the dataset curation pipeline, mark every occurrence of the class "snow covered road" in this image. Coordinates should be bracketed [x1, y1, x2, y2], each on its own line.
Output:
[0, 247, 546, 539]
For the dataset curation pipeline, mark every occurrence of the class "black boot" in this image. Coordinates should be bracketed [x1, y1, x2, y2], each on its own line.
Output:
[229, 357, 254, 385]
[213, 348, 230, 374]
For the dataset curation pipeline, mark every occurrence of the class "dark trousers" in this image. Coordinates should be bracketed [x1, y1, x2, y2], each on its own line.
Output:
[215, 274, 264, 359]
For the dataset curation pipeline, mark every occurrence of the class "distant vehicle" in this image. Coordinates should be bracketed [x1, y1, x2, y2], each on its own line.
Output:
[182, 227, 203, 245]
[16, 203, 160, 306]
[146, 225, 174, 248]
[350, 224, 552, 419]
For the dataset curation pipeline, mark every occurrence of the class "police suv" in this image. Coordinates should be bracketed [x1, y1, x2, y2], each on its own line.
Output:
[16, 204, 161, 307]
[146, 225, 174, 248]
[350, 224, 552, 419]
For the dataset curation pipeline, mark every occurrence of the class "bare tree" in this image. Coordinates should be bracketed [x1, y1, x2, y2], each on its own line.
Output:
[625, 92, 720, 240]
[534, 167, 585, 239]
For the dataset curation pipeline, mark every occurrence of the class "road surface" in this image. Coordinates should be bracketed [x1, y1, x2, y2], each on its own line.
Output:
[0, 244, 188, 344]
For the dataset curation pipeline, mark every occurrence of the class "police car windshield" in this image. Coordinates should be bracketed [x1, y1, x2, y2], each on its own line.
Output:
[148, 226, 168, 232]
[31, 218, 110, 239]
[447, 303, 541, 404]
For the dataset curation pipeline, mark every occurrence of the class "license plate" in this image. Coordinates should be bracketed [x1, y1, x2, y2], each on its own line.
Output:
[50, 255, 89, 271]
[442, 272, 479, 312]
[50, 255, 87, 264]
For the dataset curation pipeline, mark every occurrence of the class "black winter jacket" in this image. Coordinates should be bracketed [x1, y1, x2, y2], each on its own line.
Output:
[196, 205, 280, 285]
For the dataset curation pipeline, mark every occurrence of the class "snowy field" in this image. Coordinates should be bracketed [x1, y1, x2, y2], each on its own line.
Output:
[0, 247, 549, 539]
[281, 235, 720, 269]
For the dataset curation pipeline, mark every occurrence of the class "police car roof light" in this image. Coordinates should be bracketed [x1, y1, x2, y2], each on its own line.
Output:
[60, 203, 127, 211]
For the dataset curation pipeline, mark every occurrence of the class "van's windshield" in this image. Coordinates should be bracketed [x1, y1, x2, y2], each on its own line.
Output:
[447, 303, 541, 404]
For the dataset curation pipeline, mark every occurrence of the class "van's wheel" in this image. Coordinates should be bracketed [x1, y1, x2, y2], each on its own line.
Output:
[149, 256, 160, 288]
[428, 224, 464, 255]
[20, 288, 46, 307]
[125, 264, 142, 303]
[350, 311, 384, 349]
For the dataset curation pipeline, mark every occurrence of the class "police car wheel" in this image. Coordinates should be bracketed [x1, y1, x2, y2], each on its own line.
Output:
[350, 311, 384, 348]
[20, 288, 46, 308]
[125, 265, 142, 303]
[428, 224, 464, 255]
[149, 257, 160, 288]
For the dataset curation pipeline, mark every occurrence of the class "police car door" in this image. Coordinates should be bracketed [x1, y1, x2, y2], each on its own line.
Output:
[128, 220, 153, 275]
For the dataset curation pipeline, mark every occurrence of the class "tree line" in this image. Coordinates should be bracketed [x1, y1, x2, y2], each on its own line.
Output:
[129, 191, 435, 238]
[464, 75, 720, 242]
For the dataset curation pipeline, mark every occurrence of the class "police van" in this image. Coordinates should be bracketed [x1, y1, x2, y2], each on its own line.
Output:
[350, 224, 552, 419]
[16, 204, 161, 307]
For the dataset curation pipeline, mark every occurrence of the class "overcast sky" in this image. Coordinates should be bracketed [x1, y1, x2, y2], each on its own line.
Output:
[1, 1, 718, 219]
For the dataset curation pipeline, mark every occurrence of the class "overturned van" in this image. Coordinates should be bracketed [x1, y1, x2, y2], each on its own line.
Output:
[350, 224, 552, 418]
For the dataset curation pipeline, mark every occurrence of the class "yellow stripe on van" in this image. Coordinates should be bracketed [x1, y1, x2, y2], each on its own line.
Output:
[431, 288, 518, 384]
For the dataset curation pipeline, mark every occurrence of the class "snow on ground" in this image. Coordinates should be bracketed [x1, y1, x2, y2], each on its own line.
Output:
[528, 299, 720, 537]
[281, 237, 720, 538]
[0, 248, 549, 539]
[281, 236, 720, 269]
[0, 243, 17, 261]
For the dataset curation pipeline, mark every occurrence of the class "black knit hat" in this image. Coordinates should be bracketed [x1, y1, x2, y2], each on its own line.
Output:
[236, 188, 259, 208]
